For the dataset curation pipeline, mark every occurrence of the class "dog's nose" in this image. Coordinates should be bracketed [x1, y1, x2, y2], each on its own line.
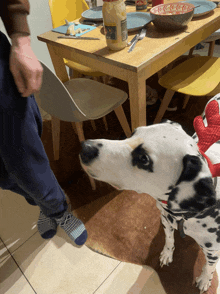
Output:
[80, 141, 99, 165]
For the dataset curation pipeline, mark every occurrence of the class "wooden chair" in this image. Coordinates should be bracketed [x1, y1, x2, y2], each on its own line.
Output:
[35, 61, 131, 189]
[189, 29, 220, 57]
[48, 0, 106, 80]
[154, 56, 220, 124]
[158, 29, 220, 80]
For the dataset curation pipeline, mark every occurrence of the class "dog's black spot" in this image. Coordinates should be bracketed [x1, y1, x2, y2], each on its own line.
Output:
[192, 134, 197, 139]
[166, 187, 179, 209]
[215, 216, 220, 224]
[208, 261, 216, 265]
[202, 223, 207, 227]
[80, 141, 99, 165]
[97, 143, 103, 147]
[208, 228, 217, 233]
[205, 242, 212, 248]
[131, 144, 153, 172]
[216, 230, 220, 239]
[163, 136, 166, 138]
[180, 177, 216, 213]
[207, 255, 219, 260]
[196, 200, 220, 219]
[212, 211, 219, 218]
[167, 214, 173, 223]
[194, 178, 215, 204]
[176, 155, 202, 185]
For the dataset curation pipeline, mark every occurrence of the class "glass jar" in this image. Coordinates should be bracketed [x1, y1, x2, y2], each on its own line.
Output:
[135, 0, 148, 12]
[102, 0, 128, 51]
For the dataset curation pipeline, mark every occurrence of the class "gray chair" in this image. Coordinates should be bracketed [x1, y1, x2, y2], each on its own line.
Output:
[36, 61, 131, 189]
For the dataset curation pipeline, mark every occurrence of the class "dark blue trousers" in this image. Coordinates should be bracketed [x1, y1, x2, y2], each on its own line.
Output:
[0, 32, 67, 218]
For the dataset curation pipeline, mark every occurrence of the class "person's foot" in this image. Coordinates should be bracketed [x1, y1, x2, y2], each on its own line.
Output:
[55, 211, 87, 245]
[38, 211, 58, 239]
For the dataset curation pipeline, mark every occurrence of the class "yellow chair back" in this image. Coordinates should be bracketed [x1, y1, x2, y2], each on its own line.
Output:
[48, 0, 89, 28]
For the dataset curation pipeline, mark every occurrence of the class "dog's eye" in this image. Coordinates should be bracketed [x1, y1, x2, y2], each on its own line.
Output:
[139, 154, 149, 165]
[132, 144, 153, 172]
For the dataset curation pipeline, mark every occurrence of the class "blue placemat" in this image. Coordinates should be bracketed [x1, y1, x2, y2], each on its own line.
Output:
[52, 22, 97, 37]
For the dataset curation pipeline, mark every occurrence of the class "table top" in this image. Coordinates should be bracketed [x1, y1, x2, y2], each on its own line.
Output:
[38, 1, 220, 76]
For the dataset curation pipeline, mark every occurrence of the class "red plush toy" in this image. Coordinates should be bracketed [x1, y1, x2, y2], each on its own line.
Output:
[193, 100, 220, 178]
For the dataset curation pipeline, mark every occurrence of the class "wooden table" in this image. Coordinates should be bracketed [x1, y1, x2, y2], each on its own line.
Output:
[38, 2, 220, 131]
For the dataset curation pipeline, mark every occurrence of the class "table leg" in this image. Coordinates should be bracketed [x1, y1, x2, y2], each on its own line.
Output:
[47, 44, 69, 83]
[46, 44, 69, 161]
[51, 116, 60, 160]
[128, 75, 147, 131]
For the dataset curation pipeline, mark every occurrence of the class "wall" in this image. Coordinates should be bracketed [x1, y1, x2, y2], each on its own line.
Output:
[0, 0, 104, 71]
[0, 0, 54, 71]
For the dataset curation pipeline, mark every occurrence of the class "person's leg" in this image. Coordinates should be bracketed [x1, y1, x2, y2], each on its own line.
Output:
[0, 31, 87, 244]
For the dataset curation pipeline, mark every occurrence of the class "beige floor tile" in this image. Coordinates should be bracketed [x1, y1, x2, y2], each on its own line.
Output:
[216, 260, 220, 291]
[0, 239, 10, 263]
[0, 189, 39, 254]
[12, 230, 120, 294]
[0, 255, 35, 294]
[94, 262, 166, 294]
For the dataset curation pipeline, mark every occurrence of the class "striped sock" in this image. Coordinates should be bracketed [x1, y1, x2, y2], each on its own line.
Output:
[38, 211, 58, 239]
[55, 211, 87, 245]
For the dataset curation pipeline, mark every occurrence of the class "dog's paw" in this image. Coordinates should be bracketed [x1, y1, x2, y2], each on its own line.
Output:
[195, 273, 212, 293]
[160, 247, 174, 267]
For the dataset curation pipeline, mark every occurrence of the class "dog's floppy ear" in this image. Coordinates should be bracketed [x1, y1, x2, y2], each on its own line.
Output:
[167, 154, 216, 213]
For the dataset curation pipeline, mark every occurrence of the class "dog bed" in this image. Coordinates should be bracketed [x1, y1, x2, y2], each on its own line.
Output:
[75, 190, 218, 294]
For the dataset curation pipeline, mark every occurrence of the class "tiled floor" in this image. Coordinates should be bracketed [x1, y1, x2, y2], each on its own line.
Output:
[0, 189, 168, 294]
[1, 43, 220, 294]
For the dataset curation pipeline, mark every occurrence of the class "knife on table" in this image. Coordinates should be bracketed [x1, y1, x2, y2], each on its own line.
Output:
[127, 33, 139, 46]
[58, 36, 100, 40]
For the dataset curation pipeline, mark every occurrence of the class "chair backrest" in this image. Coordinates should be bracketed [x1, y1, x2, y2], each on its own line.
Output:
[48, 0, 89, 28]
[36, 61, 87, 122]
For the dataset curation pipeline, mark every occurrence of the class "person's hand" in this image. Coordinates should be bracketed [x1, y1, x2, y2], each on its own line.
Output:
[10, 34, 43, 97]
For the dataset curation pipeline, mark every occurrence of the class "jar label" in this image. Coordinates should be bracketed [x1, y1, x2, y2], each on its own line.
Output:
[105, 24, 117, 40]
[104, 19, 127, 41]
[121, 19, 127, 42]
[136, 0, 147, 10]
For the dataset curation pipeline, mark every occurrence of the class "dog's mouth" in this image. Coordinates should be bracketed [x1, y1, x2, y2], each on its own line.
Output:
[109, 183, 121, 190]
[80, 161, 122, 190]
[81, 164, 98, 179]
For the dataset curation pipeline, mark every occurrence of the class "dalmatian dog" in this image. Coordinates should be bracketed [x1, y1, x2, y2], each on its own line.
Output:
[80, 94, 220, 293]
